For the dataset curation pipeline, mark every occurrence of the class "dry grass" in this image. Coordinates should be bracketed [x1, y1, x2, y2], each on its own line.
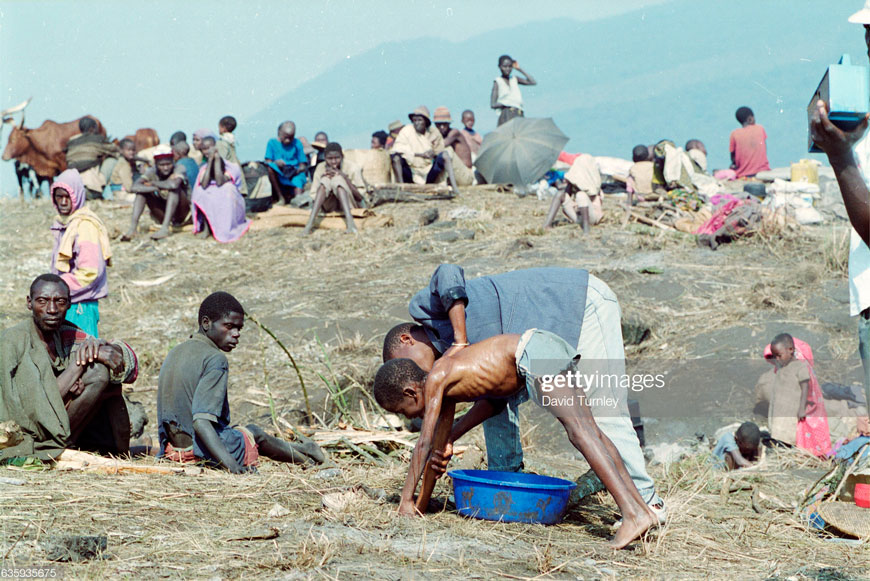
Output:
[0, 188, 867, 579]
[2, 449, 865, 579]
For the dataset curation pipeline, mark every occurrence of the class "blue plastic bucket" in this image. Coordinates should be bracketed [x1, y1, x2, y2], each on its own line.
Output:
[448, 469, 577, 525]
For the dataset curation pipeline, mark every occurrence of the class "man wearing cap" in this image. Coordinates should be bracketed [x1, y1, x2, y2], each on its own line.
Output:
[265, 121, 308, 205]
[385, 120, 403, 150]
[810, 2, 870, 426]
[122, 144, 191, 241]
[433, 106, 475, 187]
[391, 106, 460, 193]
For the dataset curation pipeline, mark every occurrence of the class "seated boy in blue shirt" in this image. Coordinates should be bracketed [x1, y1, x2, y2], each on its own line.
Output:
[157, 291, 323, 472]
[712, 421, 762, 470]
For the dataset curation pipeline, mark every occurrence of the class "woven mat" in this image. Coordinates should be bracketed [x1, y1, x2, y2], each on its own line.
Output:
[818, 501, 870, 538]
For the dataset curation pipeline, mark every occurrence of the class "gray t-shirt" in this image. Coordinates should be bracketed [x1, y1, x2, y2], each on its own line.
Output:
[157, 333, 246, 464]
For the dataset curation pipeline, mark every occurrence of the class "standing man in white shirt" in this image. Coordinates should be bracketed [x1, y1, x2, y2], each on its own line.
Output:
[810, 1, 870, 416]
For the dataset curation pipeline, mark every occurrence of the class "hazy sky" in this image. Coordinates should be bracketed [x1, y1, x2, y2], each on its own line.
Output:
[0, 0, 671, 193]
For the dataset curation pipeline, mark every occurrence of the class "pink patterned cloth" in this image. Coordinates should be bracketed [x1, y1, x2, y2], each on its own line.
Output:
[695, 198, 745, 235]
[763, 338, 832, 457]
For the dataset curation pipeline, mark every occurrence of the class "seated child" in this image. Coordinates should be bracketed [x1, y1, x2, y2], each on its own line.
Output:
[157, 292, 324, 472]
[373, 329, 657, 549]
[712, 421, 762, 470]
[627, 144, 654, 204]
[108, 137, 140, 202]
[302, 142, 366, 236]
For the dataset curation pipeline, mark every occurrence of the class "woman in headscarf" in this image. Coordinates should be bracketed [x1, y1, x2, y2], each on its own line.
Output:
[50, 169, 112, 337]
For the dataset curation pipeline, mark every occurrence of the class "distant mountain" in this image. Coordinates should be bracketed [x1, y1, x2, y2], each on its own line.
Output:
[238, 0, 865, 171]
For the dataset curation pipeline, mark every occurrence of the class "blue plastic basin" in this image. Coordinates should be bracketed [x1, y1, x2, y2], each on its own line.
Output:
[448, 469, 577, 525]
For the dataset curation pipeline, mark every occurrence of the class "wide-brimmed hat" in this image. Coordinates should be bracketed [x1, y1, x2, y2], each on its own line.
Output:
[850, 0, 870, 23]
[388, 120, 403, 133]
[433, 106, 452, 124]
[152, 144, 173, 160]
[408, 106, 431, 123]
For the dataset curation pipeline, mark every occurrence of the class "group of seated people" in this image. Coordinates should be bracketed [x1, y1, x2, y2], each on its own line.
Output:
[0, 275, 324, 471]
[84, 106, 486, 239]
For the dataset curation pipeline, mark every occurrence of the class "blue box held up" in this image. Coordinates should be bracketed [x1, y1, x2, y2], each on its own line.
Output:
[808, 54, 870, 152]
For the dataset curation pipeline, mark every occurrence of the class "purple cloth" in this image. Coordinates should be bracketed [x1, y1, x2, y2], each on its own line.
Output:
[191, 160, 251, 243]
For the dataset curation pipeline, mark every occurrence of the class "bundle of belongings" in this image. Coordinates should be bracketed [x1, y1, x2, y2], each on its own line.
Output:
[800, 437, 870, 539]
[694, 192, 796, 250]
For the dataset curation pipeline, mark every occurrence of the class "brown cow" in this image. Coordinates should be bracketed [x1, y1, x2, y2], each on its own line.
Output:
[2, 115, 105, 181]
[119, 128, 160, 153]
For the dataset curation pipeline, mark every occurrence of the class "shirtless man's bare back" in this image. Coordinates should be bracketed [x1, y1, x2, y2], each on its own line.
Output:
[373, 330, 657, 549]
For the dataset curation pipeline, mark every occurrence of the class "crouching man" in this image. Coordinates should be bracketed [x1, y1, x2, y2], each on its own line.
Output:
[0, 274, 139, 460]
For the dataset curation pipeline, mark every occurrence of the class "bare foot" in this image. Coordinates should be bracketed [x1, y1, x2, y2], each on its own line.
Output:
[120, 230, 136, 242]
[291, 433, 325, 464]
[195, 228, 210, 239]
[609, 507, 657, 549]
[150, 228, 170, 240]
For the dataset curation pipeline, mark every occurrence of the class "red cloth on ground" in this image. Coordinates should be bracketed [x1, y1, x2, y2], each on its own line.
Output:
[763, 338, 832, 456]
[695, 198, 744, 235]
[163, 427, 259, 466]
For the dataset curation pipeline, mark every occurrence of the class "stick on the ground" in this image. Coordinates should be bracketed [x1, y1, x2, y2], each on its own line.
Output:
[246, 312, 313, 425]
[415, 399, 456, 514]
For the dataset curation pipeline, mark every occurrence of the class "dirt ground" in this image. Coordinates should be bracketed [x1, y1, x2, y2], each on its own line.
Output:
[0, 187, 868, 579]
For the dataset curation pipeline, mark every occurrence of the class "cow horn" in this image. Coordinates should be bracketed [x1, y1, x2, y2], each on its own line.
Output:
[19, 112, 25, 128]
[0, 97, 31, 119]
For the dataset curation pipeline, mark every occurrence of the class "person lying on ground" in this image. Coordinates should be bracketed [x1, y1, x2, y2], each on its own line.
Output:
[391, 105, 460, 194]
[265, 121, 308, 205]
[543, 153, 603, 232]
[383, 263, 664, 518]
[50, 169, 112, 337]
[373, 330, 657, 549]
[302, 142, 366, 236]
[191, 136, 251, 243]
[157, 292, 324, 472]
[712, 421, 762, 470]
[0, 274, 138, 461]
[123, 145, 190, 241]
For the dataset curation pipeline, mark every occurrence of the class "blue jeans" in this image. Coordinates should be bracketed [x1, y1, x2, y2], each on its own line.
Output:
[482, 275, 661, 504]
